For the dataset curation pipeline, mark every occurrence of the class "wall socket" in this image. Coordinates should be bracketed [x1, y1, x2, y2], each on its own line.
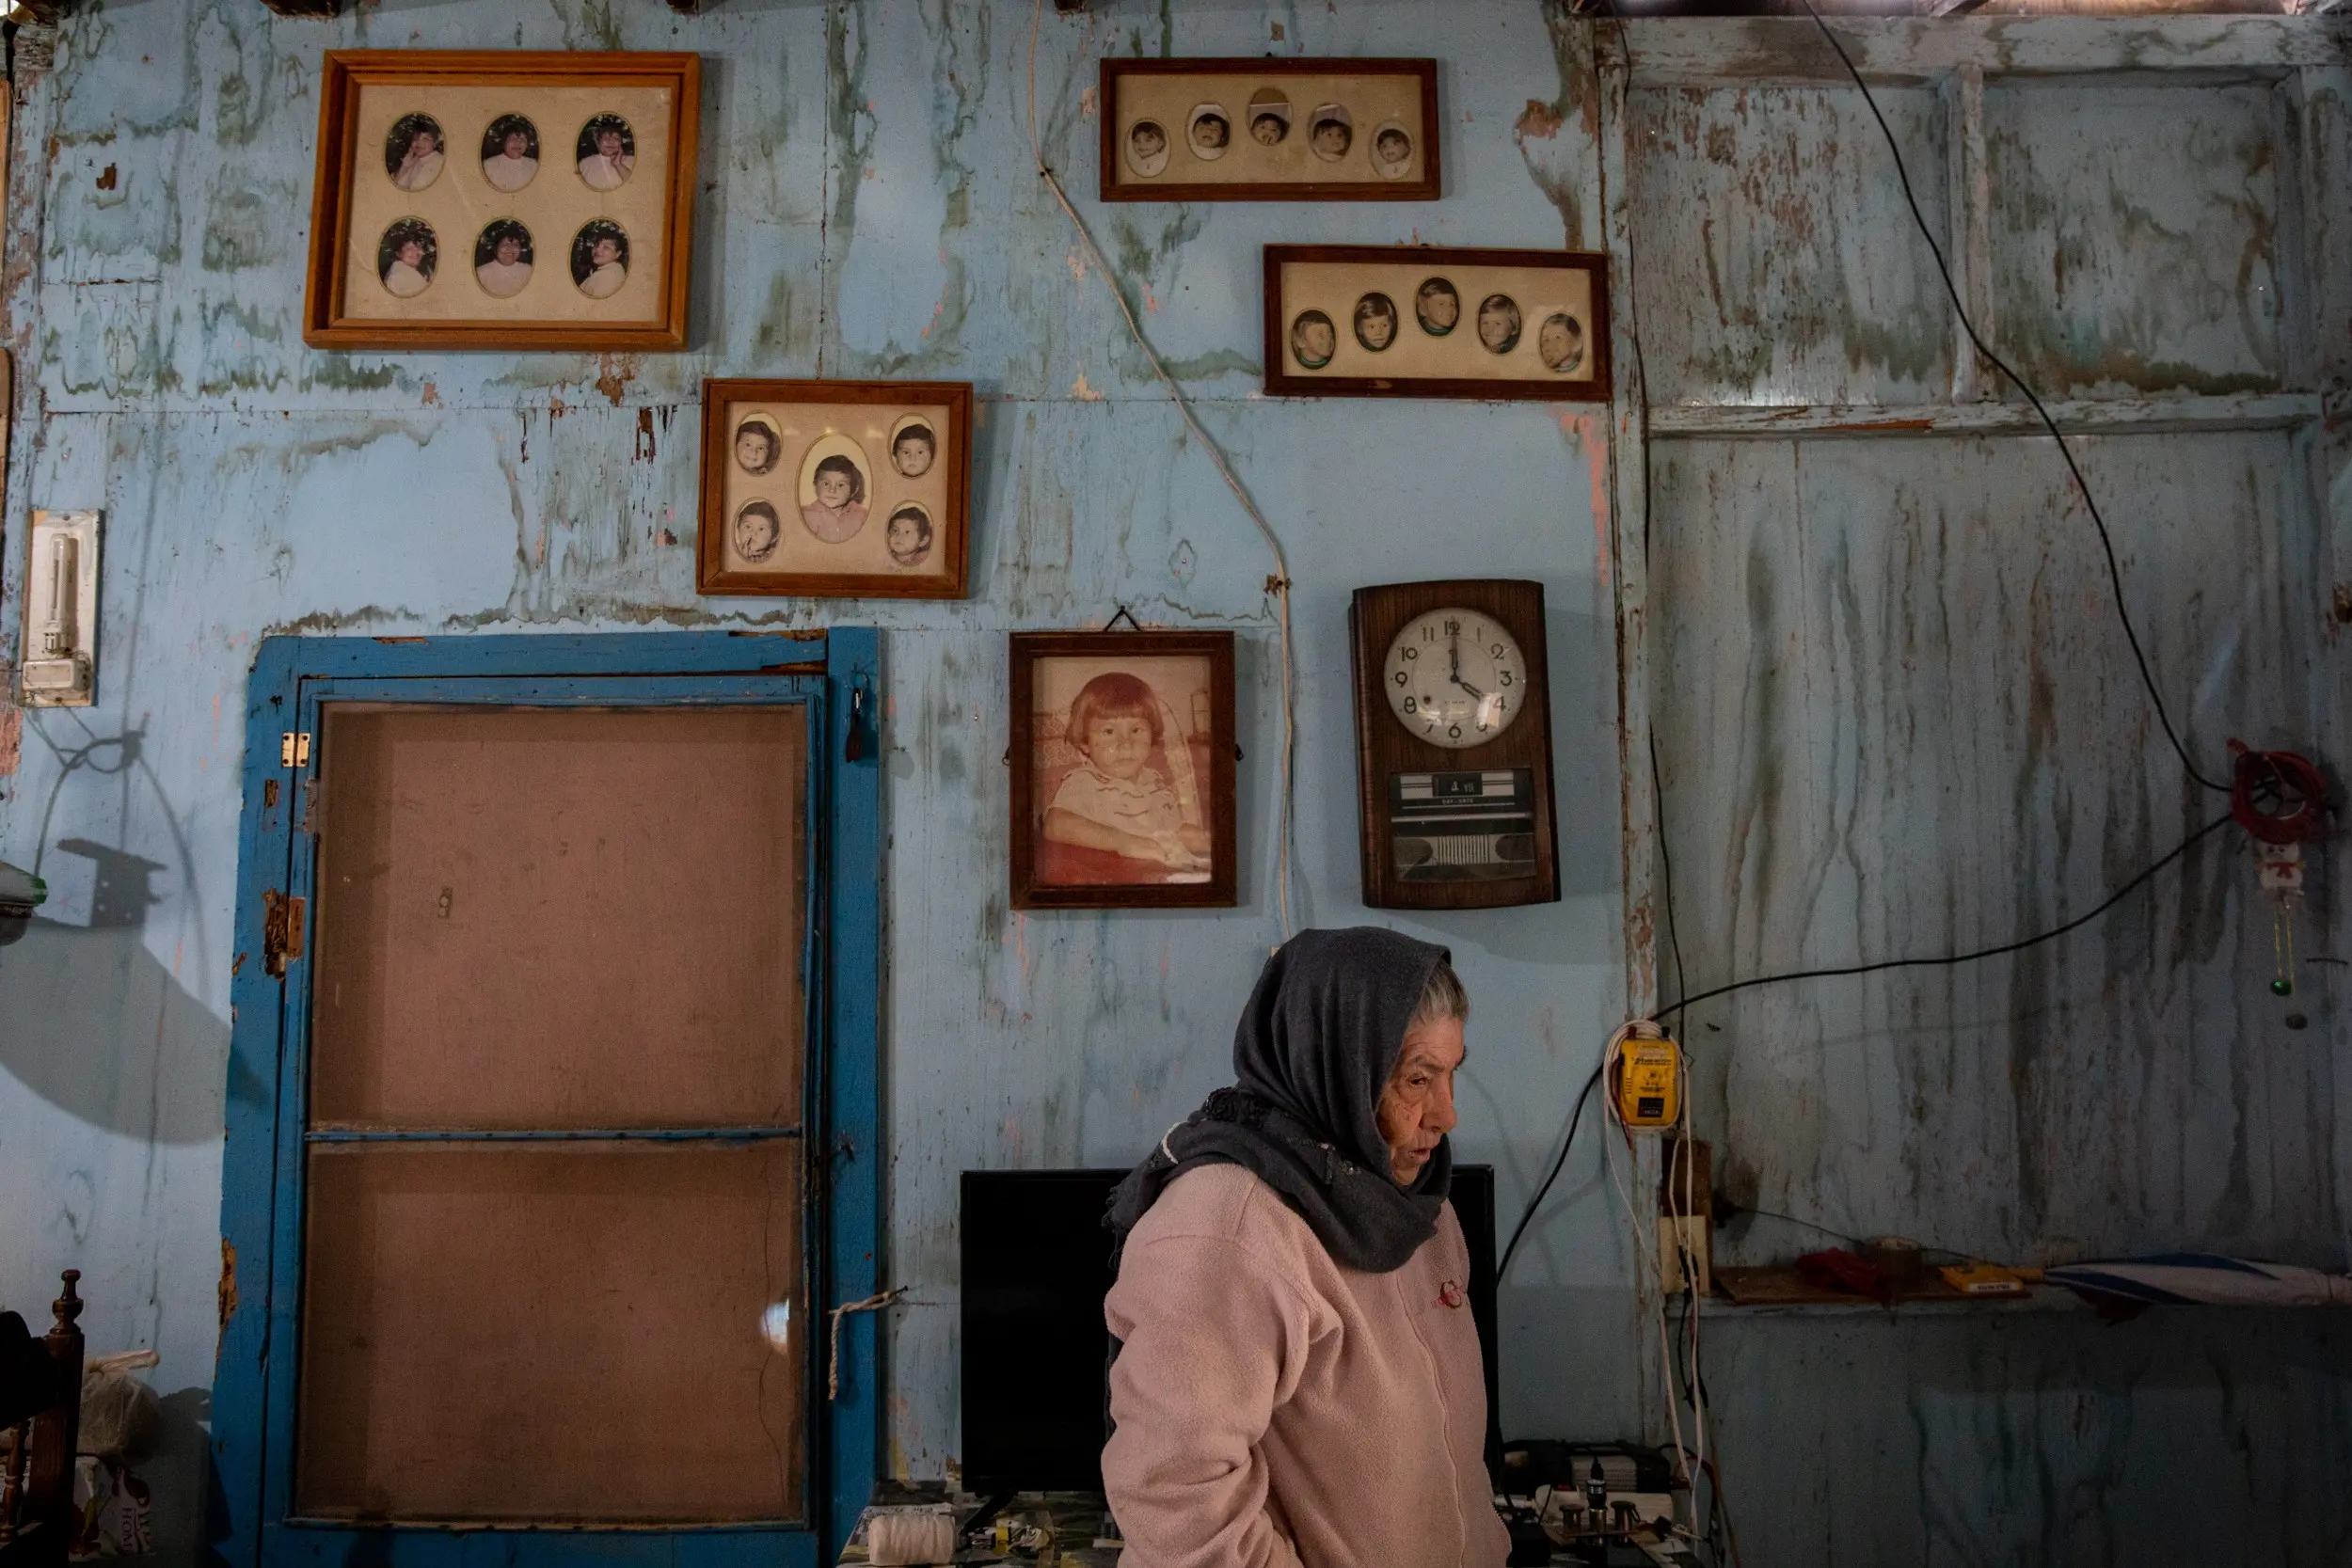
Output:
[20, 510, 99, 707]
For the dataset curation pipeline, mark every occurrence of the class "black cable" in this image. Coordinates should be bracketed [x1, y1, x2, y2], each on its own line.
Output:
[1497, 1063, 1603, 1282]
[1798, 0, 2226, 795]
[1657, 811, 2233, 1026]
[1651, 729, 1689, 1011]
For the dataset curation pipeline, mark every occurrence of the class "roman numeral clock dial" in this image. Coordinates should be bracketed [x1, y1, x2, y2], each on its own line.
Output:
[1384, 610, 1526, 749]
[1349, 580, 1559, 911]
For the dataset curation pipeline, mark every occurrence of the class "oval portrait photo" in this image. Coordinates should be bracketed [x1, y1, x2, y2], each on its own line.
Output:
[472, 220, 534, 299]
[375, 217, 437, 299]
[1309, 103, 1352, 163]
[1477, 293, 1523, 356]
[734, 414, 783, 477]
[1354, 293, 1399, 353]
[576, 113, 637, 191]
[1248, 87, 1292, 147]
[384, 113, 446, 192]
[1125, 119, 1169, 179]
[733, 499, 782, 565]
[571, 220, 629, 299]
[1416, 277, 1460, 336]
[1539, 311, 1586, 373]
[888, 415, 938, 480]
[797, 435, 871, 545]
[1289, 309, 1337, 371]
[885, 503, 935, 569]
[1373, 120, 1414, 179]
[1187, 103, 1232, 162]
[480, 114, 540, 193]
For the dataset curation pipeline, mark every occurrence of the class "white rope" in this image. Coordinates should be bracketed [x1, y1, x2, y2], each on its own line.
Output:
[828, 1287, 904, 1402]
[1026, 0, 1297, 938]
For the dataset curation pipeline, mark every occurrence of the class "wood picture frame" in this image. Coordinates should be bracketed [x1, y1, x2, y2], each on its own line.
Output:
[1263, 245, 1612, 401]
[1009, 631, 1238, 910]
[1348, 580, 1560, 911]
[1099, 58, 1440, 202]
[303, 51, 700, 351]
[697, 379, 973, 600]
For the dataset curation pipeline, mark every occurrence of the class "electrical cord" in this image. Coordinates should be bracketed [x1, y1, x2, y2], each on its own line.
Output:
[1025, 0, 1299, 936]
[1798, 0, 2226, 795]
[1656, 810, 2233, 1026]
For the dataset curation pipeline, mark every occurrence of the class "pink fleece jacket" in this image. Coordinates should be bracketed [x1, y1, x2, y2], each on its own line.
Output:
[1103, 1163, 1509, 1568]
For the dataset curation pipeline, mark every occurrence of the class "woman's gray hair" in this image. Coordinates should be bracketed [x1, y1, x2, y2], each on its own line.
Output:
[1407, 958, 1469, 1032]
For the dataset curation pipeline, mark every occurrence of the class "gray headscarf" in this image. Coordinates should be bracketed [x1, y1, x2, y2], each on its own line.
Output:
[1108, 927, 1454, 1274]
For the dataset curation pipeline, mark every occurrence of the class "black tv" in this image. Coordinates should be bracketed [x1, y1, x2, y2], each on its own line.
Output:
[960, 1164, 1501, 1496]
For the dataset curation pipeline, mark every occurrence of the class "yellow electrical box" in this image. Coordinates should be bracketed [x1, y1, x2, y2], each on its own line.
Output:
[1613, 1036, 1682, 1129]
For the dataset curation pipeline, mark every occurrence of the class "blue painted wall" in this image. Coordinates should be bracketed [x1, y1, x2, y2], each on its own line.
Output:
[0, 4, 2346, 1564]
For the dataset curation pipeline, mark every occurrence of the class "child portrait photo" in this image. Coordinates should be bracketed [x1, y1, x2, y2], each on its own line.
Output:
[698, 379, 973, 599]
[1099, 59, 1438, 201]
[306, 51, 699, 350]
[1009, 631, 1238, 909]
[1263, 245, 1609, 399]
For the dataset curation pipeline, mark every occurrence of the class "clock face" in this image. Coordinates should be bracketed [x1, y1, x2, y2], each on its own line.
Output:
[1382, 608, 1528, 749]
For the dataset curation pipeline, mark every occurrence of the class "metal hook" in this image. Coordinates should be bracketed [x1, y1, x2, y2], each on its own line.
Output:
[1101, 605, 1143, 633]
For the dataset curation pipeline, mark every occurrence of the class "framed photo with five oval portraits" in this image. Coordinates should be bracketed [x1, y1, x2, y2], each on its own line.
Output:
[1099, 58, 1439, 202]
[697, 380, 974, 601]
[303, 52, 699, 350]
[1262, 245, 1611, 401]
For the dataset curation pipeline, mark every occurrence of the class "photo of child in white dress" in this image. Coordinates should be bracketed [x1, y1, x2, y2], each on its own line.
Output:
[376, 218, 437, 298]
[480, 115, 540, 193]
[1373, 122, 1413, 178]
[576, 114, 637, 191]
[472, 220, 533, 299]
[1188, 105, 1231, 161]
[1310, 104, 1352, 162]
[384, 114, 445, 192]
[570, 220, 629, 300]
[1033, 663, 1213, 885]
[1248, 88, 1291, 146]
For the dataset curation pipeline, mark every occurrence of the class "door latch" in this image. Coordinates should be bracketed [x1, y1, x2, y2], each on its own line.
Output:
[262, 890, 306, 977]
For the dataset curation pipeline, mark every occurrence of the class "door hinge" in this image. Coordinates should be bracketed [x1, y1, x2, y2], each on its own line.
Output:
[296, 777, 323, 837]
[279, 731, 310, 768]
[262, 890, 306, 977]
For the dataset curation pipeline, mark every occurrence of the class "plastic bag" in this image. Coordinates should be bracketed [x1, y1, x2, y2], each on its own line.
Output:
[77, 1351, 160, 1465]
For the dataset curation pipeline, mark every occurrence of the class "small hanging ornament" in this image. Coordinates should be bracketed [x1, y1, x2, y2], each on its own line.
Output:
[2261, 840, 2303, 998]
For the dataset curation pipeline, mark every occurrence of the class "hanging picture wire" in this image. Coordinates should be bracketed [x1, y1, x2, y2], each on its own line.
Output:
[1028, 0, 1297, 939]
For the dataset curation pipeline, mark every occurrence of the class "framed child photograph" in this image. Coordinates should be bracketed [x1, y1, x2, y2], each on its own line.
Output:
[1262, 245, 1612, 401]
[303, 51, 700, 351]
[1009, 631, 1238, 910]
[1099, 58, 1439, 202]
[697, 379, 973, 600]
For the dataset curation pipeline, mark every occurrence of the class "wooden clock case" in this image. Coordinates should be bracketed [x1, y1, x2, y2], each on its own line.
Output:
[1347, 579, 1561, 911]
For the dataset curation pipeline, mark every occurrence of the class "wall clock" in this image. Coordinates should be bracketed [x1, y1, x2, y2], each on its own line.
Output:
[1348, 579, 1560, 910]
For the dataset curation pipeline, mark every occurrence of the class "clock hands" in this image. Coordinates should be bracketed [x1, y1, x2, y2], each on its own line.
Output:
[1447, 625, 1486, 703]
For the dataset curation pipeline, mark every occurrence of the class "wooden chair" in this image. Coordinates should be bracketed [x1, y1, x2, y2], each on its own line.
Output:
[0, 1273, 85, 1568]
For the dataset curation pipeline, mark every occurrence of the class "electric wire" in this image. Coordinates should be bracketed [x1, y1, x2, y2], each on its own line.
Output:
[1657, 810, 2233, 1026]
[1798, 0, 2226, 795]
[1025, 0, 1298, 936]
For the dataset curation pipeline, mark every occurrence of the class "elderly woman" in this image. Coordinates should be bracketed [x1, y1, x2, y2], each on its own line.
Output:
[1104, 927, 1508, 1568]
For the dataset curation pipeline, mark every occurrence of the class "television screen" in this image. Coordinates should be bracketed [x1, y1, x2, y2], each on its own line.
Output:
[960, 1164, 1500, 1496]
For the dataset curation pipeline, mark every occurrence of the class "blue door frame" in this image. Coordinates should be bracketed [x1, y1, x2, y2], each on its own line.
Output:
[215, 631, 883, 1568]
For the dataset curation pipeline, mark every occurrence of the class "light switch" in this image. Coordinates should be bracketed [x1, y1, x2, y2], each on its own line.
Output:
[20, 509, 98, 707]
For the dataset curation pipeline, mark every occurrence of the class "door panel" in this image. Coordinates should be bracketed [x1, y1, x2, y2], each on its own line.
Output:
[294, 1141, 805, 1524]
[307, 705, 807, 1131]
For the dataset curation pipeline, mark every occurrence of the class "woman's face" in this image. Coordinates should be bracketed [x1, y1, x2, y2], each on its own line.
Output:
[1375, 1017, 1464, 1186]
[592, 237, 620, 267]
[396, 240, 424, 267]
[503, 131, 530, 159]
[495, 236, 522, 265]
[410, 130, 437, 158]
[597, 128, 625, 159]
[815, 468, 854, 509]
